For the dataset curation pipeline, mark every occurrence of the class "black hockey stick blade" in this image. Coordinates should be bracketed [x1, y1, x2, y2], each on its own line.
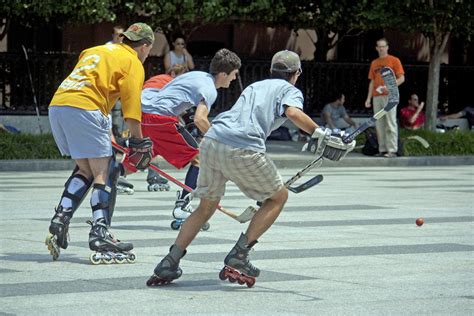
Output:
[288, 174, 323, 193]
[343, 66, 399, 143]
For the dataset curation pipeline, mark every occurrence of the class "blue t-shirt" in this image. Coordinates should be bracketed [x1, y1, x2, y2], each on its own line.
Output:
[141, 71, 217, 116]
[206, 79, 304, 152]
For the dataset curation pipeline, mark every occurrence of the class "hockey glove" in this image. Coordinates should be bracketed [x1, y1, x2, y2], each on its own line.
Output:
[322, 131, 356, 161]
[304, 127, 355, 161]
[128, 137, 153, 170]
[302, 127, 331, 156]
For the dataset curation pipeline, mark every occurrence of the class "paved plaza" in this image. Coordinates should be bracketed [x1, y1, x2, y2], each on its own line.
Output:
[0, 165, 473, 315]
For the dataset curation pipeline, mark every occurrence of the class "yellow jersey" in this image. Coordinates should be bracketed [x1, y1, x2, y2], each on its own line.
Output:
[49, 43, 144, 122]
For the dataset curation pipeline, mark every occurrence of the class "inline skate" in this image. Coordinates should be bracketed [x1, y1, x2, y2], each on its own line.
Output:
[117, 177, 134, 195]
[88, 219, 136, 264]
[147, 244, 186, 286]
[45, 206, 74, 260]
[146, 174, 170, 192]
[171, 191, 209, 231]
[219, 233, 259, 288]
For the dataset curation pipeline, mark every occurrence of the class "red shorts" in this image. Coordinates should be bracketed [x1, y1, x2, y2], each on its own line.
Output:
[123, 113, 199, 172]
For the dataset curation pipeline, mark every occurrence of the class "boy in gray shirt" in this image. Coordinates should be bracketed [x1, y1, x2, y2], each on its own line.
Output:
[146, 50, 355, 287]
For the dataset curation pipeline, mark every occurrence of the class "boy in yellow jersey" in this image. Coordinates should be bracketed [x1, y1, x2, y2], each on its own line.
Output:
[45, 23, 155, 264]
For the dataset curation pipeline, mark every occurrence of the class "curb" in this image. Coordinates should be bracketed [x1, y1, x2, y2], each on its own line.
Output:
[0, 155, 473, 172]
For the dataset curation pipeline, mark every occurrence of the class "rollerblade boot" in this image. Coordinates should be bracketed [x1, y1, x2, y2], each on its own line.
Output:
[45, 206, 73, 260]
[146, 173, 170, 192]
[88, 218, 136, 264]
[117, 177, 134, 195]
[147, 244, 186, 286]
[219, 233, 259, 287]
[170, 191, 210, 231]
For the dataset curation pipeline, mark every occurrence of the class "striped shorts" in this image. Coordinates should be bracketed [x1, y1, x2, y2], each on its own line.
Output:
[194, 137, 284, 201]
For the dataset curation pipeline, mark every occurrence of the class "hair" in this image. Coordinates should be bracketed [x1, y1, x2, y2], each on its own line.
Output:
[331, 92, 344, 102]
[376, 37, 389, 46]
[172, 34, 185, 43]
[167, 64, 187, 76]
[122, 37, 152, 48]
[209, 49, 241, 75]
[113, 25, 124, 33]
[270, 70, 297, 81]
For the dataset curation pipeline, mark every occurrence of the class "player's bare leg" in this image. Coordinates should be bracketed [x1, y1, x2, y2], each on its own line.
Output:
[175, 198, 219, 249]
[245, 186, 288, 242]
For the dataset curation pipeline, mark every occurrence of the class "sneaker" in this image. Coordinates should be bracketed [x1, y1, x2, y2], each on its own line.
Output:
[172, 191, 193, 219]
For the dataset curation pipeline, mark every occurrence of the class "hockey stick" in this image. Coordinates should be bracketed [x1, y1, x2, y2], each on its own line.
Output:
[405, 135, 430, 148]
[21, 45, 43, 134]
[342, 67, 399, 144]
[287, 174, 323, 193]
[111, 142, 255, 223]
[284, 67, 400, 192]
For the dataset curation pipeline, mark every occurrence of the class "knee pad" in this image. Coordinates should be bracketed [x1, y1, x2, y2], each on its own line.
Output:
[90, 157, 122, 225]
[105, 157, 123, 224]
[90, 184, 111, 224]
[59, 168, 93, 214]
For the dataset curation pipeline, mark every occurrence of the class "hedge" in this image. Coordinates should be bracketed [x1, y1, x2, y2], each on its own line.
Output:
[0, 129, 473, 159]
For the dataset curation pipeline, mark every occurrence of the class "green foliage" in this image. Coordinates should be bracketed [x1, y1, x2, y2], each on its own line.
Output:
[0, 133, 64, 159]
[354, 128, 474, 156]
[2, 0, 121, 26]
[400, 129, 474, 156]
[1, 130, 472, 160]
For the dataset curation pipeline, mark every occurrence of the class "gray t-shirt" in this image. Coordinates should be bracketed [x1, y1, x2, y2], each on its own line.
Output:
[206, 79, 304, 152]
[321, 103, 347, 124]
[141, 71, 217, 116]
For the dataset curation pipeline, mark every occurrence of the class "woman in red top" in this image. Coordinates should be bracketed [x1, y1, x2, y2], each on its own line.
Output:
[400, 94, 425, 129]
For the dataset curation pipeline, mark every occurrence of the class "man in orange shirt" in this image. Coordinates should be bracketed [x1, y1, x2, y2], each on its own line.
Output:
[365, 38, 405, 158]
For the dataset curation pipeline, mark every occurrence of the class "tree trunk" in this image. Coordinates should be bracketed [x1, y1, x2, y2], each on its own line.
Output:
[314, 28, 329, 62]
[425, 31, 450, 131]
[425, 50, 441, 131]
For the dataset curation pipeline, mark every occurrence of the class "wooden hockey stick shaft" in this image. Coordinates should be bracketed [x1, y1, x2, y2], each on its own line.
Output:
[111, 142, 244, 221]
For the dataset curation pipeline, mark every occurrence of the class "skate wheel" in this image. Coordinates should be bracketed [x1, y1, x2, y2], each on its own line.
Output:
[115, 256, 125, 264]
[102, 256, 114, 264]
[171, 220, 180, 230]
[126, 253, 136, 264]
[237, 279, 245, 285]
[46, 234, 60, 261]
[228, 277, 237, 283]
[219, 268, 228, 281]
[146, 276, 157, 286]
[246, 278, 256, 288]
[201, 222, 210, 231]
[146, 275, 171, 286]
[147, 186, 153, 192]
[90, 253, 101, 265]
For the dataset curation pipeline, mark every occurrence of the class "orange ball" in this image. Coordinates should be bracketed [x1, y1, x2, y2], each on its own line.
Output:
[416, 218, 424, 226]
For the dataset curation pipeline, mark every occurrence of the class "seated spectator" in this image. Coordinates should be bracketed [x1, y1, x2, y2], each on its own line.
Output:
[321, 93, 358, 130]
[440, 106, 473, 130]
[400, 93, 425, 130]
[164, 35, 195, 73]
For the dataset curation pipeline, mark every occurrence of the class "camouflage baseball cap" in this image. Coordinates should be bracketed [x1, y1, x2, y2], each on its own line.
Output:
[271, 50, 301, 73]
[122, 23, 154, 44]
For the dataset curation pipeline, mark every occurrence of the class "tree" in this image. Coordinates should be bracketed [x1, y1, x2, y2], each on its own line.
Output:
[360, 0, 473, 131]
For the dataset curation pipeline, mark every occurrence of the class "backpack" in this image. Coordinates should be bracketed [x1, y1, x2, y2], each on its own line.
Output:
[362, 128, 378, 156]
[361, 127, 404, 156]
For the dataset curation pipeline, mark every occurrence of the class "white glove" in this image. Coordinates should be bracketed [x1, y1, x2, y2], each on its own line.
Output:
[322, 132, 356, 161]
[303, 127, 356, 161]
[302, 127, 330, 156]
